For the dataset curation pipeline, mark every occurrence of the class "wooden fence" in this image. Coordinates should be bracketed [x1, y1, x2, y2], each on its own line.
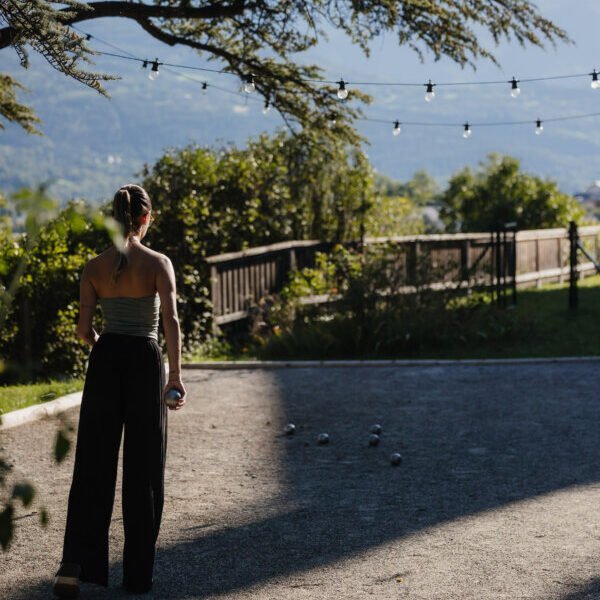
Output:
[206, 226, 600, 325]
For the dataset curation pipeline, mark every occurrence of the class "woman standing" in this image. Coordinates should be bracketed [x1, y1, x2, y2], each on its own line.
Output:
[53, 184, 186, 597]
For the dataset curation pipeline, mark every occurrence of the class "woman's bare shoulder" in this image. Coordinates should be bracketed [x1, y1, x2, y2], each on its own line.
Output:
[84, 247, 114, 270]
[136, 243, 171, 266]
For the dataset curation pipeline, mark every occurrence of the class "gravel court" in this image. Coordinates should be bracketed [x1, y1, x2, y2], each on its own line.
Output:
[1, 363, 600, 599]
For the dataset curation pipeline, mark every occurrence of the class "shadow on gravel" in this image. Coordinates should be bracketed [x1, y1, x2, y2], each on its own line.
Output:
[559, 579, 600, 600]
[13, 364, 600, 598]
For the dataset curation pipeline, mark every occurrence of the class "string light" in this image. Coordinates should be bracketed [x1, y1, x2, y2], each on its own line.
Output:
[424, 80, 435, 102]
[74, 26, 600, 135]
[243, 74, 256, 93]
[149, 59, 160, 81]
[392, 120, 401, 136]
[510, 77, 521, 98]
[201, 81, 208, 94]
[535, 119, 544, 135]
[262, 96, 271, 114]
[337, 79, 349, 100]
[78, 27, 599, 95]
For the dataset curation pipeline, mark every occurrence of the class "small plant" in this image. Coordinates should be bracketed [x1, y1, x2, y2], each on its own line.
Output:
[258, 243, 532, 360]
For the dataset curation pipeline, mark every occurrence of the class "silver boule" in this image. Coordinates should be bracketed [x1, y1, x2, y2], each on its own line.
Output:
[368, 434, 380, 446]
[317, 433, 329, 445]
[284, 423, 296, 435]
[390, 452, 403, 466]
[164, 388, 182, 408]
[370, 424, 383, 435]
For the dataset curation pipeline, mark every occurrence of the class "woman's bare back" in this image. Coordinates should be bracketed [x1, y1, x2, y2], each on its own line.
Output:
[87, 243, 165, 298]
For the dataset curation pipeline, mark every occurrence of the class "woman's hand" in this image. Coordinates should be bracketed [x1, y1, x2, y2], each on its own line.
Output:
[163, 378, 186, 411]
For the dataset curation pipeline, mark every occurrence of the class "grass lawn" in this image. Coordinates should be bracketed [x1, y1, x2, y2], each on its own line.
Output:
[0, 379, 84, 416]
[457, 275, 600, 359]
[257, 275, 600, 361]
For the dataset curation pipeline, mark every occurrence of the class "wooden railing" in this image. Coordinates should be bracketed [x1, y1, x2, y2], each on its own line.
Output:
[206, 226, 600, 325]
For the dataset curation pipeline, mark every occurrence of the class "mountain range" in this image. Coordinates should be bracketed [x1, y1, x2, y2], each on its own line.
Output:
[1, 0, 599, 203]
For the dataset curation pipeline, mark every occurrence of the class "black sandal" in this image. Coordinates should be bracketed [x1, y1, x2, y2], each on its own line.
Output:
[53, 562, 81, 599]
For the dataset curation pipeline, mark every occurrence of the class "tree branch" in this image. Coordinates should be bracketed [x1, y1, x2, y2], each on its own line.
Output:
[0, 1, 247, 50]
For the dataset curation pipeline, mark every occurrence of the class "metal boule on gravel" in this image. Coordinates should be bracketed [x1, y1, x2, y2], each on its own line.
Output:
[284, 423, 296, 436]
[317, 433, 329, 445]
[368, 433, 380, 446]
[390, 452, 403, 466]
[370, 424, 383, 435]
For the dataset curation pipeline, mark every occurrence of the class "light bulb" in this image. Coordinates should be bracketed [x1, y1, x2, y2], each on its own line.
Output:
[424, 80, 435, 102]
[337, 79, 348, 100]
[535, 119, 544, 135]
[262, 99, 271, 114]
[201, 82, 208, 95]
[392, 120, 401, 136]
[148, 59, 159, 81]
[328, 113, 337, 127]
[243, 74, 255, 93]
[591, 70, 600, 89]
[510, 77, 520, 98]
[462, 123, 472, 139]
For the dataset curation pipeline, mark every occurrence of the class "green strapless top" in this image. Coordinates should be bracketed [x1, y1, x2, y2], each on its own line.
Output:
[99, 295, 160, 340]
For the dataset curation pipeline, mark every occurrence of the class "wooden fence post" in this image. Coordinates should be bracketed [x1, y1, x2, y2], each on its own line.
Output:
[569, 221, 578, 311]
[460, 239, 470, 282]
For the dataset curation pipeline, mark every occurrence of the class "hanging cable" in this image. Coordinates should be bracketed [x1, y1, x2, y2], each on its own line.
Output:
[69, 26, 600, 133]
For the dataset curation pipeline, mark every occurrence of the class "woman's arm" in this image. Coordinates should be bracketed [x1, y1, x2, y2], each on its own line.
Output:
[156, 255, 186, 409]
[77, 262, 99, 346]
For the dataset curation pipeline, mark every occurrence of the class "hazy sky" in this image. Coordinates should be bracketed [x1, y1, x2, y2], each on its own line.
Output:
[2, 0, 599, 197]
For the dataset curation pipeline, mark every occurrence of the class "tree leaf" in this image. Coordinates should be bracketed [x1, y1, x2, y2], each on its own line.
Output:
[54, 429, 71, 463]
[12, 482, 35, 507]
[0, 504, 14, 551]
[39, 507, 49, 527]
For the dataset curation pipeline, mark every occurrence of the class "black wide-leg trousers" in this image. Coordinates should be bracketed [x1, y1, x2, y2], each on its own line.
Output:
[62, 333, 167, 590]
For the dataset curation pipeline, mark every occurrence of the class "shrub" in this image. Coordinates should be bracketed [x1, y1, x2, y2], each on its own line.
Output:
[257, 244, 532, 359]
[0, 194, 110, 383]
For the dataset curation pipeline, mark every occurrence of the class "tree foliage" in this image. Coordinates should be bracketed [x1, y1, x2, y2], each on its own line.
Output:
[365, 195, 425, 237]
[0, 187, 115, 383]
[376, 170, 440, 206]
[0, 1, 570, 137]
[141, 130, 377, 350]
[438, 154, 584, 232]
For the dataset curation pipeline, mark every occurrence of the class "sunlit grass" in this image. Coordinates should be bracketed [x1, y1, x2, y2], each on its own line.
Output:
[0, 379, 84, 415]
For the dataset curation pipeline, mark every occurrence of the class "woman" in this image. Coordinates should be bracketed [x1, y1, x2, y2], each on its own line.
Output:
[53, 184, 186, 598]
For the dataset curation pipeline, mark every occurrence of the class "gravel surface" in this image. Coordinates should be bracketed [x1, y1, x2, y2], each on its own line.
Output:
[1, 364, 600, 599]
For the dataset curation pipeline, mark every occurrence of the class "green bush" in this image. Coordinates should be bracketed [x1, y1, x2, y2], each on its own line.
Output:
[0, 194, 109, 383]
[258, 245, 533, 359]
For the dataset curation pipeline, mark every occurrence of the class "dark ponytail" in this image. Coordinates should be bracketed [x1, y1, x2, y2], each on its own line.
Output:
[111, 184, 152, 282]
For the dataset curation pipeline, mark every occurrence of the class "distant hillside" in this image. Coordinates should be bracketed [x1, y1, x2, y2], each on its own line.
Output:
[1, 1, 599, 202]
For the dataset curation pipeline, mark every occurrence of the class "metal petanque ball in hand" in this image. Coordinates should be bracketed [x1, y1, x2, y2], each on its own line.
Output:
[164, 388, 182, 408]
